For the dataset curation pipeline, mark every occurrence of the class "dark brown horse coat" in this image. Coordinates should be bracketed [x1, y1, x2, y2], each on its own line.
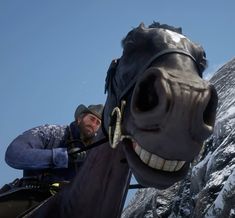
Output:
[29, 138, 131, 218]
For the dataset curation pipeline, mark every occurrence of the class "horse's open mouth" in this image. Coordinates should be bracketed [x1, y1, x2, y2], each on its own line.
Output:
[122, 137, 190, 188]
[132, 140, 186, 172]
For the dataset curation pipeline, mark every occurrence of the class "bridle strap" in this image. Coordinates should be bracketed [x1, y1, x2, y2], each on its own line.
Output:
[104, 48, 200, 147]
[119, 48, 199, 102]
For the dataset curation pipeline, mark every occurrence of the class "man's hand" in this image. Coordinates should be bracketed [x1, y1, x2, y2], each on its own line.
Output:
[67, 147, 87, 163]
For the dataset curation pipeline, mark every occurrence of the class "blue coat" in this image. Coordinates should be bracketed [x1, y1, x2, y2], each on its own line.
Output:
[5, 122, 85, 183]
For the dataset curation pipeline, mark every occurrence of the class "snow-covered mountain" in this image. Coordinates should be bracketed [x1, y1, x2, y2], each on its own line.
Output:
[122, 58, 235, 218]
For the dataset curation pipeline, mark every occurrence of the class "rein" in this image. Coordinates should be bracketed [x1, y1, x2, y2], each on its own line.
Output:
[71, 137, 108, 154]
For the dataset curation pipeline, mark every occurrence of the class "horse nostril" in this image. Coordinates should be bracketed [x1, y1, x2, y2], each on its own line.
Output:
[133, 74, 159, 112]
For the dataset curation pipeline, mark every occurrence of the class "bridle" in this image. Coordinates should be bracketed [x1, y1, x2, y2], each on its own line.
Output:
[107, 48, 205, 148]
[74, 48, 205, 153]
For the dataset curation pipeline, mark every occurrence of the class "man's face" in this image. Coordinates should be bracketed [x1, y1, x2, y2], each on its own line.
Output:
[77, 113, 101, 140]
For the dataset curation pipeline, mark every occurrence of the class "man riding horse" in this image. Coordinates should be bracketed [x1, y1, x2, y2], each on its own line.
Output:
[0, 104, 103, 217]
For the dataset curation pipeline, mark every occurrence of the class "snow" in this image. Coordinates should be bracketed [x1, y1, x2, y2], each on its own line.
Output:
[205, 169, 235, 217]
[166, 29, 186, 43]
[30, 124, 67, 140]
[192, 151, 211, 176]
[227, 106, 235, 117]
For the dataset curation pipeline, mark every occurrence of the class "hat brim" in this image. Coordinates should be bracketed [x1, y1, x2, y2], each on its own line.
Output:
[82, 107, 102, 120]
[75, 104, 103, 120]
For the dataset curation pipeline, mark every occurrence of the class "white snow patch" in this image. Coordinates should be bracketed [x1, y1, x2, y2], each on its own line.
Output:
[224, 144, 235, 154]
[192, 152, 211, 177]
[30, 124, 67, 140]
[165, 30, 186, 43]
[205, 169, 235, 217]
[226, 105, 235, 117]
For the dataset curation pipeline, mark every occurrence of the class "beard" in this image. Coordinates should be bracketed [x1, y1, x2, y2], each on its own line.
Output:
[79, 121, 96, 142]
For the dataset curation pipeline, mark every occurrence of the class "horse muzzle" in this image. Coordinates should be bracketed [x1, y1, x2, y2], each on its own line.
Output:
[130, 67, 218, 161]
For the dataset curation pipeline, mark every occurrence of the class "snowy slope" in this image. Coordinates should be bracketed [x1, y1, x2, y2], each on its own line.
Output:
[122, 58, 235, 218]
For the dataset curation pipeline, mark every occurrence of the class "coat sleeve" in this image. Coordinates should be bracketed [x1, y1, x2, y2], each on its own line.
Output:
[5, 125, 69, 170]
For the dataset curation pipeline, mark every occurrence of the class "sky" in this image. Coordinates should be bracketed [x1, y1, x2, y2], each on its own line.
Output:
[0, 0, 235, 208]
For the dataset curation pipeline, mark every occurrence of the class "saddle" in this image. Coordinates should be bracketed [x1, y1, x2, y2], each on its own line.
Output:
[0, 177, 69, 199]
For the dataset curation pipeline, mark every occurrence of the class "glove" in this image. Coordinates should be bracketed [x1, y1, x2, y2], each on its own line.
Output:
[67, 147, 87, 163]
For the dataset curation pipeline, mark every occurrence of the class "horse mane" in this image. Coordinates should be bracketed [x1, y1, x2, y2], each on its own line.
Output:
[121, 21, 182, 48]
[148, 21, 182, 34]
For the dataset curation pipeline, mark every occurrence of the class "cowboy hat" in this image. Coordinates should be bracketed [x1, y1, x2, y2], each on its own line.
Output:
[74, 104, 103, 120]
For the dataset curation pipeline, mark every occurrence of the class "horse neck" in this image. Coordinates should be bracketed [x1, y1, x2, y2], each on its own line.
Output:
[31, 133, 131, 218]
[70, 138, 131, 217]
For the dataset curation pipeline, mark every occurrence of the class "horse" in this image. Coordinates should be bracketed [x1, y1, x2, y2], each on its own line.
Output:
[26, 22, 218, 218]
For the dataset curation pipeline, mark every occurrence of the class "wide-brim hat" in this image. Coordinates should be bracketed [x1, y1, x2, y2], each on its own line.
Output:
[74, 104, 103, 121]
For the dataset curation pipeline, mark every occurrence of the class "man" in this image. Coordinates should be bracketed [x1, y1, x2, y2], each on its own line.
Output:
[0, 104, 103, 217]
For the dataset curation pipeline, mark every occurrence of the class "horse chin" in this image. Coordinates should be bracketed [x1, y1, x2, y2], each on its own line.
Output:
[121, 138, 190, 189]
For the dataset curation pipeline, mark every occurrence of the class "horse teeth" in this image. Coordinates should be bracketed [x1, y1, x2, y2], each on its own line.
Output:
[175, 161, 186, 171]
[133, 142, 185, 172]
[149, 154, 164, 169]
[155, 157, 166, 170]
[140, 149, 151, 164]
[163, 160, 178, 172]
[134, 142, 141, 155]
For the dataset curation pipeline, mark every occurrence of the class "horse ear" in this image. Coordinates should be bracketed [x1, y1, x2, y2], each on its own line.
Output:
[198, 50, 208, 77]
[138, 22, 145, 29]
[193, 45, 207, 77]
[104, 59, 119, 94]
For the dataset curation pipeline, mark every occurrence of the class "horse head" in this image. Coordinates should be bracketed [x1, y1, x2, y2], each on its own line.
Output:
[103, 22, 218, 189]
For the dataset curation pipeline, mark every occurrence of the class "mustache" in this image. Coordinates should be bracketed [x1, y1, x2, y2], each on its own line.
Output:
[84, 125, 94, 131]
